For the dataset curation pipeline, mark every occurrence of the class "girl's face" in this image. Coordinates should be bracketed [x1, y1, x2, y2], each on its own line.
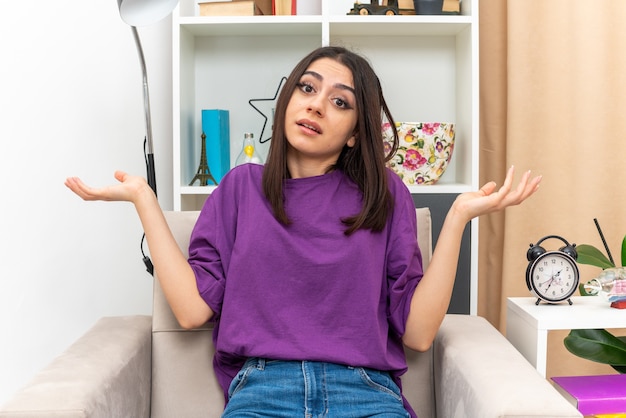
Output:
[284, 57, 358, 178]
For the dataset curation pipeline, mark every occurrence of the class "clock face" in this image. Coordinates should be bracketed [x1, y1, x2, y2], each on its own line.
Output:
[528, 251, 579, 302]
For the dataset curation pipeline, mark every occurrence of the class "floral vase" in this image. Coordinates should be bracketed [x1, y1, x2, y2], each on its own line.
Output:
[382, 122, 455, 186]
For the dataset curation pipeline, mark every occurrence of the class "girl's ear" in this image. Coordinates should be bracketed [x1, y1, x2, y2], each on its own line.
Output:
[347, 130, 358, 148]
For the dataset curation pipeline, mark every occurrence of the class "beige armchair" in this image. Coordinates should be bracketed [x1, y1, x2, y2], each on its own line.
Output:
[0, 209, 582, 418]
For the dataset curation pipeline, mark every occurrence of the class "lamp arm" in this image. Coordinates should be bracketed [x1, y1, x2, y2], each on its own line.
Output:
[130, 25, 157, 196]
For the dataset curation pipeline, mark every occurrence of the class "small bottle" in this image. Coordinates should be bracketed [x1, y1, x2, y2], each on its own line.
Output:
[235, 133, 263, 165]
[583, 267, 626, 302]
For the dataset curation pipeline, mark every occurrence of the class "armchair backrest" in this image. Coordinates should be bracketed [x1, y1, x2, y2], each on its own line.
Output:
[151, 208, 433, 418]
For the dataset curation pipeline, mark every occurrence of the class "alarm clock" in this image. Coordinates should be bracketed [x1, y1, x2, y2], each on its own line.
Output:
[526, 235, 579, 305]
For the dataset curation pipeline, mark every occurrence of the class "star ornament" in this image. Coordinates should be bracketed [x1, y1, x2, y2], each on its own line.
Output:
[248, 76, 287, 143]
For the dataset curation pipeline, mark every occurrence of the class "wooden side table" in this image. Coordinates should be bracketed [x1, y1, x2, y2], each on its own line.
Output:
[506, 296, 626, 377]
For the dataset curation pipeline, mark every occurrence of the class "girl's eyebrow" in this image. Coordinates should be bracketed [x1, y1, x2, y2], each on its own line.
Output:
[303, 70, 355, 95]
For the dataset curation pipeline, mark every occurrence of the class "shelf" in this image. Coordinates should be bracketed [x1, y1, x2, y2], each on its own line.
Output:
[178, 15, 472, 38]
[409, 183, 472, 194]
[328, 16, 472, 37]
[508, 296, 626, 331]
[182, 185, 218, 195]
[179, 16, 322, 36]
[174, 13, 478, 205]
[174, 20, 478, 195]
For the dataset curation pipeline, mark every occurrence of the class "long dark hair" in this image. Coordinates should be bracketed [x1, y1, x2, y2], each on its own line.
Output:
[262, 46, 399, 235]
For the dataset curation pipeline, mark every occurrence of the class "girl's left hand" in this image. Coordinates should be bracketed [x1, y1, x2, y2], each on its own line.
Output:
[452, 166, 542, 222]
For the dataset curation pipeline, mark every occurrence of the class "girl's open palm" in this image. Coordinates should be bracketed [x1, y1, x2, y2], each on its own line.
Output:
[453, 166, 542, 222]
[65, 171, 152, 203]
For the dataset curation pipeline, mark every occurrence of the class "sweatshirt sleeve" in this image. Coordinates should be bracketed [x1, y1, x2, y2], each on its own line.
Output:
[187, 169, 241, 317]
[385, 172, 424, 337]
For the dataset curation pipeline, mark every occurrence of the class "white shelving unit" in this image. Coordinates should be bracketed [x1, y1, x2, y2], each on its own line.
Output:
[171, 0, 479, 313]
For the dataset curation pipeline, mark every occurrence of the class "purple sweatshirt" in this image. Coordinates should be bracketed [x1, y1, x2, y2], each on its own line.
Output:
[188, 164, 423, 416]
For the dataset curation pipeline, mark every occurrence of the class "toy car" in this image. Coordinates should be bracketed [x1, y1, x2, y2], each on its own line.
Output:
[348, 0, 400, 15]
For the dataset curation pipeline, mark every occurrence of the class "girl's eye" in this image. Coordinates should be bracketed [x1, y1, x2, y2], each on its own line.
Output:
[334, 98, 347, 108]
[297, 81, 315, 93]
[333, 97, 353, 110]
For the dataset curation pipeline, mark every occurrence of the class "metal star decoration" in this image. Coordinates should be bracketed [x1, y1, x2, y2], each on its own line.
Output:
[248, 76, 287, 143]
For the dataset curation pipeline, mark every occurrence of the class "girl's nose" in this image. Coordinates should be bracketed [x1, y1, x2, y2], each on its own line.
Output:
[307, 96, 325, 117]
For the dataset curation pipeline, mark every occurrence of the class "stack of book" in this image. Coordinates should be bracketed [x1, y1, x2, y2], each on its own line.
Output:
[552, 374, 626, 417]
[198, 0, 295, 16]
[273, 0, 295, 15]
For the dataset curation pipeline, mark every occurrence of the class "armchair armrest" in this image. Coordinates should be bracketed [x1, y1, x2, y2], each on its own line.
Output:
[434, 315, 582, 418]
[0, 316, 152, 418]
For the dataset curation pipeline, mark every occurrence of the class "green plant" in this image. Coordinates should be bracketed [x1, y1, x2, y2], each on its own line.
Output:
[576, 236, 626, 269]
[564, 329, 626, 373]
[563, 233, 626, 372]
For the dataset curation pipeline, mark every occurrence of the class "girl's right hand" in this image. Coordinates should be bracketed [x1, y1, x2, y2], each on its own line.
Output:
[65, 171, 154, 204]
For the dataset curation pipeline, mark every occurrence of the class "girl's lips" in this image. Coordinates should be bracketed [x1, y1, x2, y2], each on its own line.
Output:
[296, 119, 322, 134]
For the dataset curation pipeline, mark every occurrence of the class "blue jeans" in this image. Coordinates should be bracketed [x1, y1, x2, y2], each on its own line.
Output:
[222, 358, 411, 418]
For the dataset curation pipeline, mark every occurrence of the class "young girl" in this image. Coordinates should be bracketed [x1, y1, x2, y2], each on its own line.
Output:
[65, 46, 541, 417]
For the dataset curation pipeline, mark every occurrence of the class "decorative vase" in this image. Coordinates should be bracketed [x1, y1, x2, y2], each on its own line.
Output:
[584, 267, 626, 303]
[382, 122, 455, 186]
[413, 0, 444, 14]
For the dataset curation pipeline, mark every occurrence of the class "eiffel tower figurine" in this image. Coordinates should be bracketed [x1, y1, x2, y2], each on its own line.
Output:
[189, 132, 218, 186]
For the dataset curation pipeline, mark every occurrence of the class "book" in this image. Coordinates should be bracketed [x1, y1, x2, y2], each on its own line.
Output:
[272, 0, 296, 15]
[201, 109, 230, 183]
[552, 375, 626, 416]
[199, 0, 271, 16]
[442, 0, 460, 13]
[590, 414, 626, 418]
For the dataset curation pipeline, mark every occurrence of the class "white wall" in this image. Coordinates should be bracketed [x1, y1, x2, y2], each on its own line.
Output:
[0, 1, 173, 405]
